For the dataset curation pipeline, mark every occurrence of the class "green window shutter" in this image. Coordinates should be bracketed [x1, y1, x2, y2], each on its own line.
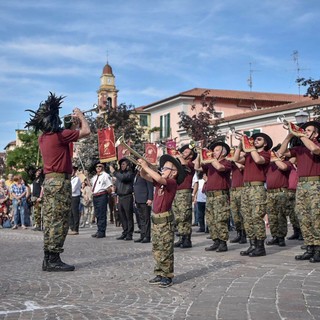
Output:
[252, 129, 261, 135]
[244, 131, 251, 137]
[160, 115, 163, 139]
[166, 113, 170, 137]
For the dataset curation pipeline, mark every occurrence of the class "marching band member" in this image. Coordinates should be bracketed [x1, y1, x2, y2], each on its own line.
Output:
[195, 141, 232, 253]
[25, 92, 90, 271]
[265, 144, 293, 247]
[171, 144, 197, 248]
[234, 132, 272, 257]
[278, 120, 320, 262]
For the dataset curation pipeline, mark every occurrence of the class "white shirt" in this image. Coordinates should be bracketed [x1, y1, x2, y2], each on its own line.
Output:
[71, 176, 82, 197]
[196, 179, 207, 203]
[91, 171, 113, 195]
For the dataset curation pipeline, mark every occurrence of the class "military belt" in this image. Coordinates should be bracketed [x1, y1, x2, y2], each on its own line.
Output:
[45, 172, 71, 180]
[151, 211, 174, 224]
[267, 188, 287, 193]
[299, 176, 320, 182]
[243, 181, 264, 186]
[206, 190, 229, 197]
[177, 189, 192, 194]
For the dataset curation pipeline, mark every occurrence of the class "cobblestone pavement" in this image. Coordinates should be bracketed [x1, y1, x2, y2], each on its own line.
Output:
[1, 224, 320, 320]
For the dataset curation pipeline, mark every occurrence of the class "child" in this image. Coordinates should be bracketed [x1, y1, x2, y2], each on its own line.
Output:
[138, 154, 185, 288]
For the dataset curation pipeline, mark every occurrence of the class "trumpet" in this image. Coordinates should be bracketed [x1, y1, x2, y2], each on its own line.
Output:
[277, 115, 289, 130]
[232, 130, 245, 140]
[115, 136, 158, 171]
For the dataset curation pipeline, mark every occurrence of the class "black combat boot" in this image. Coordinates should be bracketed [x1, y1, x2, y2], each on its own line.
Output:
[240, 239, 256, 256]
[310, 246, 320, 263]
[295, 245, 315, 260]
[174, 236, 184, 248]
[249, 240, 266, 257]
[180, 235, 192, 248]
[46, 252, 75, 272]
[278, 237, 286, 247]
[287, 226, 300, 240]
[230, 231, 241, 243]
[266, 237, 279, 245]
[42, 250, 50, 271]
[239, 230, 247, 244]
[205, 239, 220, 251]
[216, 240, 228, 252]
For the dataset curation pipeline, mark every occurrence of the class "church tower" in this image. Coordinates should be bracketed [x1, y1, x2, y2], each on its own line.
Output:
[97, 62, 118, 109]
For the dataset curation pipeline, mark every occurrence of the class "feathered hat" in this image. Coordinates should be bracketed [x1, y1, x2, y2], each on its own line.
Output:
[25, 92, 65, 133]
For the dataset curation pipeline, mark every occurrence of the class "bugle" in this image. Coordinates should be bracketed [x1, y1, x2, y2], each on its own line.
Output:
[115, 136, 158, 171]
[277, 115, 289, 130]
[62, 104, 105, 124]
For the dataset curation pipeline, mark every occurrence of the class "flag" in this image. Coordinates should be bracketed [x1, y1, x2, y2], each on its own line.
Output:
[97, 127, 117, 162]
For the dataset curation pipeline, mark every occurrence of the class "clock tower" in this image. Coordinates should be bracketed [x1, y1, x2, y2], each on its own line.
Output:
[97, 62, 118, 109]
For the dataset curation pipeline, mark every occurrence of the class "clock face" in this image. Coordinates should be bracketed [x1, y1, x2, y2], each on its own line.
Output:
[107, 77, 112, 84]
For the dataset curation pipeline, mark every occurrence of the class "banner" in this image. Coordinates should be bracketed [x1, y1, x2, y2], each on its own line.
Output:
[97, 127, 117, 162]
[117, 141, 131, 161]
[166, 139, 178, 156]
[144, 143, 157, 165]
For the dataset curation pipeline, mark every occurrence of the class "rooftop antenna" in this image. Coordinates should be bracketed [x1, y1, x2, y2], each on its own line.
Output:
[292, 50, 301, 96]
[247, 62, 259, 92]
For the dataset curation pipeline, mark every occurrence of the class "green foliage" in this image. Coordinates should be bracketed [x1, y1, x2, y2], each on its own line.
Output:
[297, 77, 320, 120]
[178, 90, 222, 146]
[6, 130, 41, 182]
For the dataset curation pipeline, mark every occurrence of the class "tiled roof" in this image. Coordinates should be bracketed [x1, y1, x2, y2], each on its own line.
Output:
[142, 87, 308, 109]
[180, 88, 307, 102]
[220, 99, 318, 122]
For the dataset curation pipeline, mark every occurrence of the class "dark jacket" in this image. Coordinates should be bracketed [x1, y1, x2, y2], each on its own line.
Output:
[113, 170, 134, 196]
[133, 173, 154, 204]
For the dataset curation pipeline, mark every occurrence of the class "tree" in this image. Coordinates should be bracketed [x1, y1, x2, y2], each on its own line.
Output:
[74, 102, 146, 175]
[297, 77, 320, 120]
[178, 90, 222, 146]
[6, 130, 40, 182]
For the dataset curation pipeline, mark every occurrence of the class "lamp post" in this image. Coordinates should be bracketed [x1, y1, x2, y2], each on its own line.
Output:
[294, 109, 309, 125]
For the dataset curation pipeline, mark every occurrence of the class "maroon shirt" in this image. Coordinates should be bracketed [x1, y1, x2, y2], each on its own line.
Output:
[266, 161, 292, 189]
[202, 159, 231, 191]
[231, 162, 244, 188]
[177, 162, 195, 190]
[243, 150, 270, 182]
[39, 130, 80, 174]
[290, 141, 320, 177]
[288, 167, 298, 190]
[152, 178, 177, 214]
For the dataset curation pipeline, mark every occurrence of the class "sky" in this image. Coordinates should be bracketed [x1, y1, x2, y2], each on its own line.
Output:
[0, 0, 319, 150]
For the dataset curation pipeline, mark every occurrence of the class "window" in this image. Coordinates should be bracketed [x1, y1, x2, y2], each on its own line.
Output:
[244, 128, 261, 137]
[139, 114, 148, 127]
[160, 113, 170, 139]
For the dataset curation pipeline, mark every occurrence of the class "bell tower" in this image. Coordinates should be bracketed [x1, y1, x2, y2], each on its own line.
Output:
[97, 62, 118, 109]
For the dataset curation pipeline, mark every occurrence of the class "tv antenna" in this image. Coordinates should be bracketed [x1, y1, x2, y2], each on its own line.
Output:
[291, 50, 309, 96]
[247, 62, 259, 92]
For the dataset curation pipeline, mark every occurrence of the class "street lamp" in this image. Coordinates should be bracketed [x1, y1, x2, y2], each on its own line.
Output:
[294, 109, 309, 124]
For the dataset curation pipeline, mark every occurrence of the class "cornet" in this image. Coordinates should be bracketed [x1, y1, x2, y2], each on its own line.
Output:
[115, 136, 159, 171]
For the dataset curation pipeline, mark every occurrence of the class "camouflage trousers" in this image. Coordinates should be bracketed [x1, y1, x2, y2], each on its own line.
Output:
[241, 185, 267, 240]
[205, 191, 230, 241]
[33, 201, 42, 227]
[267, 189, 288, 238]
[42, 176, 72, 253]
[296, 181, 320, 246]
[151, 213, 174, 278]
[230, 188, 244, 231]
[285, 190, 300, 228]
[171, 190, 192, 236]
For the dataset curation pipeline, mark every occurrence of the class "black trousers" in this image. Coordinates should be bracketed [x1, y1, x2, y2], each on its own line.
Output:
[70, 196, 80, 232]
[93, 194, 108, 236]
[136, 202, 151, 240]
[118, 194, 134, 238]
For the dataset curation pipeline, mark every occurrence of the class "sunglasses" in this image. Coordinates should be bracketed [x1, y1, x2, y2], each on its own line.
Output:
[161, 166, 176, 172]
[255, 137, 264, 141]
[96, 165, 104, 168]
